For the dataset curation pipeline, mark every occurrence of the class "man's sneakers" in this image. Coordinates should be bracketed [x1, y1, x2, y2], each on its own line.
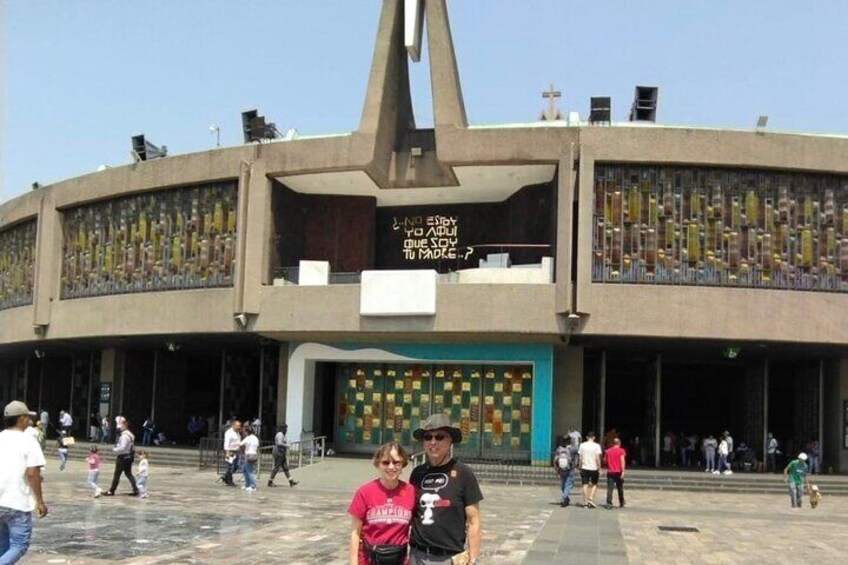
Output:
[267, 480, 278, 487]
[289, 479, 298, 487]
[586, 500, 596, 509]
[94, 488, 102, 498]
[102, 491, 115, 497]
[722, 470, 733, 475]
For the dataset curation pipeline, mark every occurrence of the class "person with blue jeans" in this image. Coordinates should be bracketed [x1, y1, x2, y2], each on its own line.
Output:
[553, 436, 575, 507]
[239, 424, 259, 492]
[0, 400, 49, 564]
[221, 420, 242, 487]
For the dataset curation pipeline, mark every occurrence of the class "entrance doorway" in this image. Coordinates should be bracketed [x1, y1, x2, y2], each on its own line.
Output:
[331, 362, 535, 459]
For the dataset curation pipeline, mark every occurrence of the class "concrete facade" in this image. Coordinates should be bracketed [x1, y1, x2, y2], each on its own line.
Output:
[2, 0, 848, 468]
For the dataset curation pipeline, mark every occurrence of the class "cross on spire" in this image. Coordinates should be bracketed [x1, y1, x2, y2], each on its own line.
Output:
[540, 83, 562, 121]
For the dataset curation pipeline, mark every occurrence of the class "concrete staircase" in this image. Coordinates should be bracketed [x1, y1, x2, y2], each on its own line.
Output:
[468, 465, 848, 495]
[47, 444, 200, 468]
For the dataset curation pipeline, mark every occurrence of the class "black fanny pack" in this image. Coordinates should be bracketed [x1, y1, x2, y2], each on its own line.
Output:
[363, 540, 407, 565]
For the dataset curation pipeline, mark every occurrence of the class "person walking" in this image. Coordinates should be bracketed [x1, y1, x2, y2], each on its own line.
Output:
[136, 451, 150, 499]
[86, 445, 102, 498]
[89, 413, 100, 442]
[703, 434, 717, 473]
[553, 435, 575, 507]
[783, 452, 809, 508]
[724, 430, 734, 470]
[58, 410, 73, 435]
[239, 425, 259, 493]
[567, 427, 581, 450]
[100, 416, 111, 445]
[766, 433, 779, 473]
[0, 400, 48, 564]
[716, 433, 731, 475]
[268, 424, 298, 488]
[805, 438, 821, 475]
[409, 414, 482, 565]
[220, 420, 242, 487]
[604, 437, 627, 509]
[33, 421, 46, 453]
[348, 441, 416, 565]
[57, 431, 70, 472]
[103, 418, 138, 496]
[141, 417, 155, 447]
[578, 431, 603, 508]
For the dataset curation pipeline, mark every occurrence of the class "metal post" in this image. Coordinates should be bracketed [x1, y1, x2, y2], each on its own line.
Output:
[763, 358, 769, 469]
[38, 361, 44, 414]
[819, 358, 825, 466]
[218, 350, 226, 434]
[69, 354, 75, 419]
[23, 359, 29, 405]
[86, 352, 95, 438]
[258, 347, 264, 439]
[150, 350, 159, 422]
[599, 350, 607, 437]
[654, 354, 662, 468]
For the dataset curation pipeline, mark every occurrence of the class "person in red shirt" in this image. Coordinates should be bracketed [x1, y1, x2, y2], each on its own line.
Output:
[604, 437, 627, 508]
[348, 441, 416, 565]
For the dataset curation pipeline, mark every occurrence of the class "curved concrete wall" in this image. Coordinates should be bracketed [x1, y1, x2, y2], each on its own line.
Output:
[2, 125, 848, 351]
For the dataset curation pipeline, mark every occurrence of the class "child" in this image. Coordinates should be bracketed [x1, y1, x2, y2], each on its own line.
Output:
[87, 445, 102, 497]
[810, 484, 822, 509]
[136, 451, 150, 499]
[58, 431, 70, 471]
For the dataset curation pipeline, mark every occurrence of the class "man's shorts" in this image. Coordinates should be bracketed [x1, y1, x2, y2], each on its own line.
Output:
[580, 469, 600, 485]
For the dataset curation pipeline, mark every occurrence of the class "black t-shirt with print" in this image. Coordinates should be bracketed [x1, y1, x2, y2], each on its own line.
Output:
[409, 458, 483, 554]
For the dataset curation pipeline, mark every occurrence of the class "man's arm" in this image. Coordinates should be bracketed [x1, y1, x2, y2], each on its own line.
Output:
[25, 467, 48, 518]
[620, 452, 627, 478]
[466, 503, 481, 562]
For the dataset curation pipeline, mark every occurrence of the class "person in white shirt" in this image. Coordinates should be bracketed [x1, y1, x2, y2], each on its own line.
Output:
[104, 418, 139, 496]
[567, 427, 582, 450]
[58, 410, 73, 435]
[577, 431, 603, 508]
[220, 420, 242, 487]
[239, 425, 260, 492]
[766, 433, 779, 473]
[0, 400, 48, 564]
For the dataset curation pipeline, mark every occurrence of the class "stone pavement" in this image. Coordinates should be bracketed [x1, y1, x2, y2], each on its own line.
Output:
[18, 457, 848, 564]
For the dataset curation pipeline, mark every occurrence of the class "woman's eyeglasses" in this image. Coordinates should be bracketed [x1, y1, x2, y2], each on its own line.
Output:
[379, 460, 404, 467]
[422, 433, 447, 442]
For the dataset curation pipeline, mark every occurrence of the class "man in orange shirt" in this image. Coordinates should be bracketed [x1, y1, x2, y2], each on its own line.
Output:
[604, 437, 627, 509]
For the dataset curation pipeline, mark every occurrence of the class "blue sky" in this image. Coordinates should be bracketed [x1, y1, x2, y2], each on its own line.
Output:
[2, 1, 847, 203]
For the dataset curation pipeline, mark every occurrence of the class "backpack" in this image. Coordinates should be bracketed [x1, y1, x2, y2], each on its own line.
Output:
[557, 450, 571, 470]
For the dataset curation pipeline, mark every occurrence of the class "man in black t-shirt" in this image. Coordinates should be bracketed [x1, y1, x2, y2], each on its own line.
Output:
[409, 413, 483, 565]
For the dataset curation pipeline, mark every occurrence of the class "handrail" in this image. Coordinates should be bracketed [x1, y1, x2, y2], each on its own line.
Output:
[198, 435, 327, 477]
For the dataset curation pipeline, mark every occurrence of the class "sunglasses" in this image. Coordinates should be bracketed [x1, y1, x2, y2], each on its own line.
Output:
[422, 433, 447, 442]
[379, 460, 404, 467]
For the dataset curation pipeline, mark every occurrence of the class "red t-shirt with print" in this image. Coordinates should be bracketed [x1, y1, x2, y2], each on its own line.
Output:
[348, 478, 416, 565]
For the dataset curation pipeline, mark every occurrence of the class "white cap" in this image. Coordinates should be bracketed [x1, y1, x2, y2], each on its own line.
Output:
[798, 452, 808, 461]
[4, 401, 37, 418]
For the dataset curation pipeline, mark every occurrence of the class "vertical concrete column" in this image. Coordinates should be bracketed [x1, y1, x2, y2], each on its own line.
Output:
[425, 0, 468, 131]
[599, 351, 607, 437]
[654, 354, 662, 468]
[276, 343, 289, 428]
[554, 151, 576, 314]
[285, 343, 316, 443]
[763, 358, 770, 466]
[238, 157, 271, 316]
[552, 345, 583, 438]
[99, 348, 124, 419]
[32, 191, 61, 329]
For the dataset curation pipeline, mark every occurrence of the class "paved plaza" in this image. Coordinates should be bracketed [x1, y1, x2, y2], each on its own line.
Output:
[18, 457, 848, 564]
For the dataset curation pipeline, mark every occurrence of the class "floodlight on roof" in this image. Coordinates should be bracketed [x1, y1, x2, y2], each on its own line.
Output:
[241, 109, 280, 143]
[131, 135, 168, 162]
[589, 97, 612, 125]
[755, 116, 769, 134]
[629, 86, 658, 122]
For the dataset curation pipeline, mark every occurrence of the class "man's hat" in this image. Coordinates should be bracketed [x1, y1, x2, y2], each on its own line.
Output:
[413, 413, 462, 444]
[4, 400, 36, 418]
[798, 452, 808, 461]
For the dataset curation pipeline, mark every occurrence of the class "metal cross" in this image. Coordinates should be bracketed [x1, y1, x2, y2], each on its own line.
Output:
[541, 84, 562, 121]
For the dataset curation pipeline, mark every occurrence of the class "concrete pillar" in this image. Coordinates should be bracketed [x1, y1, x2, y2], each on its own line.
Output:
[824, 359, 846, 473]
[599, 351, 607, 438]
[275, 343, 289, 427]
[552, 345, 583, 438]
[654, 354, 662, 468]
[99, 348, 124, 419]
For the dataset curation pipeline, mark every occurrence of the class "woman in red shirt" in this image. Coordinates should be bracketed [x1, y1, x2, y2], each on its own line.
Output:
[348, 441, 416, 565]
